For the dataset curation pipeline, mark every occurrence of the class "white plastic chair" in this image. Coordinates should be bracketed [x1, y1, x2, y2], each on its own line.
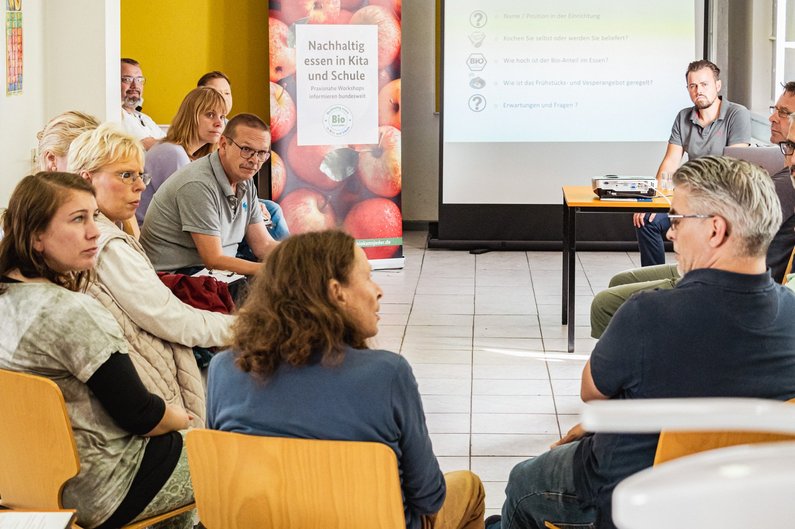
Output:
[581, 398, 795, 529]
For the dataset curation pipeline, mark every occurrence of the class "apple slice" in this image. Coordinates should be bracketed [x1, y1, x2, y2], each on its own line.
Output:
[287, 135, 358, 190]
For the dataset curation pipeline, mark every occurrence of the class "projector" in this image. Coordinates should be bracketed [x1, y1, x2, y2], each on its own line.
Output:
[592, 175, 657, 199]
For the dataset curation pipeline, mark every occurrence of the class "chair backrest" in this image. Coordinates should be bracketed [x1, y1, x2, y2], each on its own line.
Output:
[653, 398, 795, 465]
[186, 430, 406, 529]
[0, 369, 80, 509]
[783, 245, 795, 283]
[653, 430, 795, 465]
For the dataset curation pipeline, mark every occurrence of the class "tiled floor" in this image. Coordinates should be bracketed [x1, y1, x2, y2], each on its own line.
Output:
[372, 230, 660, 516]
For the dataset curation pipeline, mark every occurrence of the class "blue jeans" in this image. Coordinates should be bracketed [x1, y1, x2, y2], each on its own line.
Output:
[262, 199, 290, 241]
[635, 212, 671, 266]
[236, 200, 290, 262]
[499, 441, 596, 529]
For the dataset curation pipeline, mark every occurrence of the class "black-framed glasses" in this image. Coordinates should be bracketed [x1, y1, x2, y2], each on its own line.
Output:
[226, 137, 270, 161]
[105, 170, 151, 186]
[770, 105, 793, 119]
[668, 213, 714, 230]
[121, 75, 146, 85]
[780, 140, 795, 157]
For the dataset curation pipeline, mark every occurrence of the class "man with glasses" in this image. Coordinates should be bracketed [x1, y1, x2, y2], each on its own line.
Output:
[781, 109, 795, 288]
[140, 113, 277, 283]
[591, 82, 795, 339]
[783, 115, 795, 173]
[120, 58, 165, 150]
[489, 156, 795, 529]
[633, 60, 751, 267]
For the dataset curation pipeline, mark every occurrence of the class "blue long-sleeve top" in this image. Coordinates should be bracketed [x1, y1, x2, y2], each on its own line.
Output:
[206, 346, 446, 529]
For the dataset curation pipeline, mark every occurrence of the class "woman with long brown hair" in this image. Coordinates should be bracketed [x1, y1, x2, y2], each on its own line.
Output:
[0, 172, 193, 529]
[207, 230, 486, 529]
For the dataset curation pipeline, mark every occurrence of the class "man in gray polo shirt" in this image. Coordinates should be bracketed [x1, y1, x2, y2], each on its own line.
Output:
[591, 83, 795, 339]
[140, 113, 277, 276]
[633, 59, 751, 266]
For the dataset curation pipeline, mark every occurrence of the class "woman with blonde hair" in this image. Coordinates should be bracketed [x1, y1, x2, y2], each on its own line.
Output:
[36, 110, 100, 171]
[207, 230, 485, 529]
[0, 172, 193, 528]
[136, 86, 227, 224]
[67, 122, 234, 426]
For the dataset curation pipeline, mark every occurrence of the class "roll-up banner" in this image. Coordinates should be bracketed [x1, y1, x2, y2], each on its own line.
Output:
[268, 0, 404, 269]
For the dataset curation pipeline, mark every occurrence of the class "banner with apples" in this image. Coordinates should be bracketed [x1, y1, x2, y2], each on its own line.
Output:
[269, 0, 404, 267]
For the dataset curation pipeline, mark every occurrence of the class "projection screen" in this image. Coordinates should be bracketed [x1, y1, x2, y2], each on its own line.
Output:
[437, 0, 706, 246]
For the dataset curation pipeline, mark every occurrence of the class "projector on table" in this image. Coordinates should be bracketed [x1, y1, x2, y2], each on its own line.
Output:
[592, 175, 657, 199]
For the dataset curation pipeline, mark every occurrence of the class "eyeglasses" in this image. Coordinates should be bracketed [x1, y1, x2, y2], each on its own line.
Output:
[780, 140, 795, 156]
[668, 213, 714, 230]
[770, 105, 793, 119]
[106, 170, 151, 186]
[121, 75, 146, 85]
[226, 137, 271, 161]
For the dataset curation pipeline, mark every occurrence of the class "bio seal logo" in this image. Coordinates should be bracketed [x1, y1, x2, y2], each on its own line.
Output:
[323, 105, 353, 137]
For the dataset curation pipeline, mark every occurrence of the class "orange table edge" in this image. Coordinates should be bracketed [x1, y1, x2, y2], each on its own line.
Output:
[562, 186, 670, 352]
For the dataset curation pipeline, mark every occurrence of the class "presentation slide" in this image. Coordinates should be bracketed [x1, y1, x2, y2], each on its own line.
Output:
[442, 0, 699, 205]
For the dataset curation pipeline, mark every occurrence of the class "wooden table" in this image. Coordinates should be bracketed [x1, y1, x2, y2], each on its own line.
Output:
[562, 186, 670, 352]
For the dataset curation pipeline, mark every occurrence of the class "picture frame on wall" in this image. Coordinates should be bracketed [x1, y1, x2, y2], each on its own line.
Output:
[5, 0, 23, 95]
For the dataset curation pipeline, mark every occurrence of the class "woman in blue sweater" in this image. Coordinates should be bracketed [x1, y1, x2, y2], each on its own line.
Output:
[206, 230, 486, 529]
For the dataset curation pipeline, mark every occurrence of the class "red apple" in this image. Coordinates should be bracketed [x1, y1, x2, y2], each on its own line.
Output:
[334, 9, 353, 24]
[350, 6, 401, 69]
[269, 17, 296, 82]
[269, 82, 296, 142]
[378, 79, 401, 130]
[356, 126, 401, 197]
[270, 150, 286, 201]
[340, 0, 363, 9]
[369, 0, 401, 18]
[275, 0, 341, 25]
[280, 188, 338, 234]
[287, 135, 357, 190]
[343, 198, 402, 259]
[378, 67, 396, 90]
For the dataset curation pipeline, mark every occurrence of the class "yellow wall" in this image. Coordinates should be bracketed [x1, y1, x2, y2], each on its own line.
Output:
[121, 0, 268, 125]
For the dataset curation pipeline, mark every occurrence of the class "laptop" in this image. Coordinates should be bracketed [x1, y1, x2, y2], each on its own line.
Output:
[723, 145, 788, 177]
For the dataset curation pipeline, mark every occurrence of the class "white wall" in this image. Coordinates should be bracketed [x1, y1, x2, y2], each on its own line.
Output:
[0, 1, 45, 208]
[44, 1, 120, 124]
[401, 0, 439, 222]
[0, 0, 120, 208]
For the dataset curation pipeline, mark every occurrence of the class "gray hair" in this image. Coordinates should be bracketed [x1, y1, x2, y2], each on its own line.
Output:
[673, 155, 782, 258]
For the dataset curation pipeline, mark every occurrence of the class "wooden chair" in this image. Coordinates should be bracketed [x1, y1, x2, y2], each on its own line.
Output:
[0, 369, 194, 528]
[121, 217, 140, 240]
[581, 398, 795, 528]
[782, 245, 795, 285]
[186, 429, 405, 529]
[653, 429, 795, 465]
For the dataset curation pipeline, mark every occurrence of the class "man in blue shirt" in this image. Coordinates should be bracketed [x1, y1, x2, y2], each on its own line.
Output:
[490, 156, 795, 529]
